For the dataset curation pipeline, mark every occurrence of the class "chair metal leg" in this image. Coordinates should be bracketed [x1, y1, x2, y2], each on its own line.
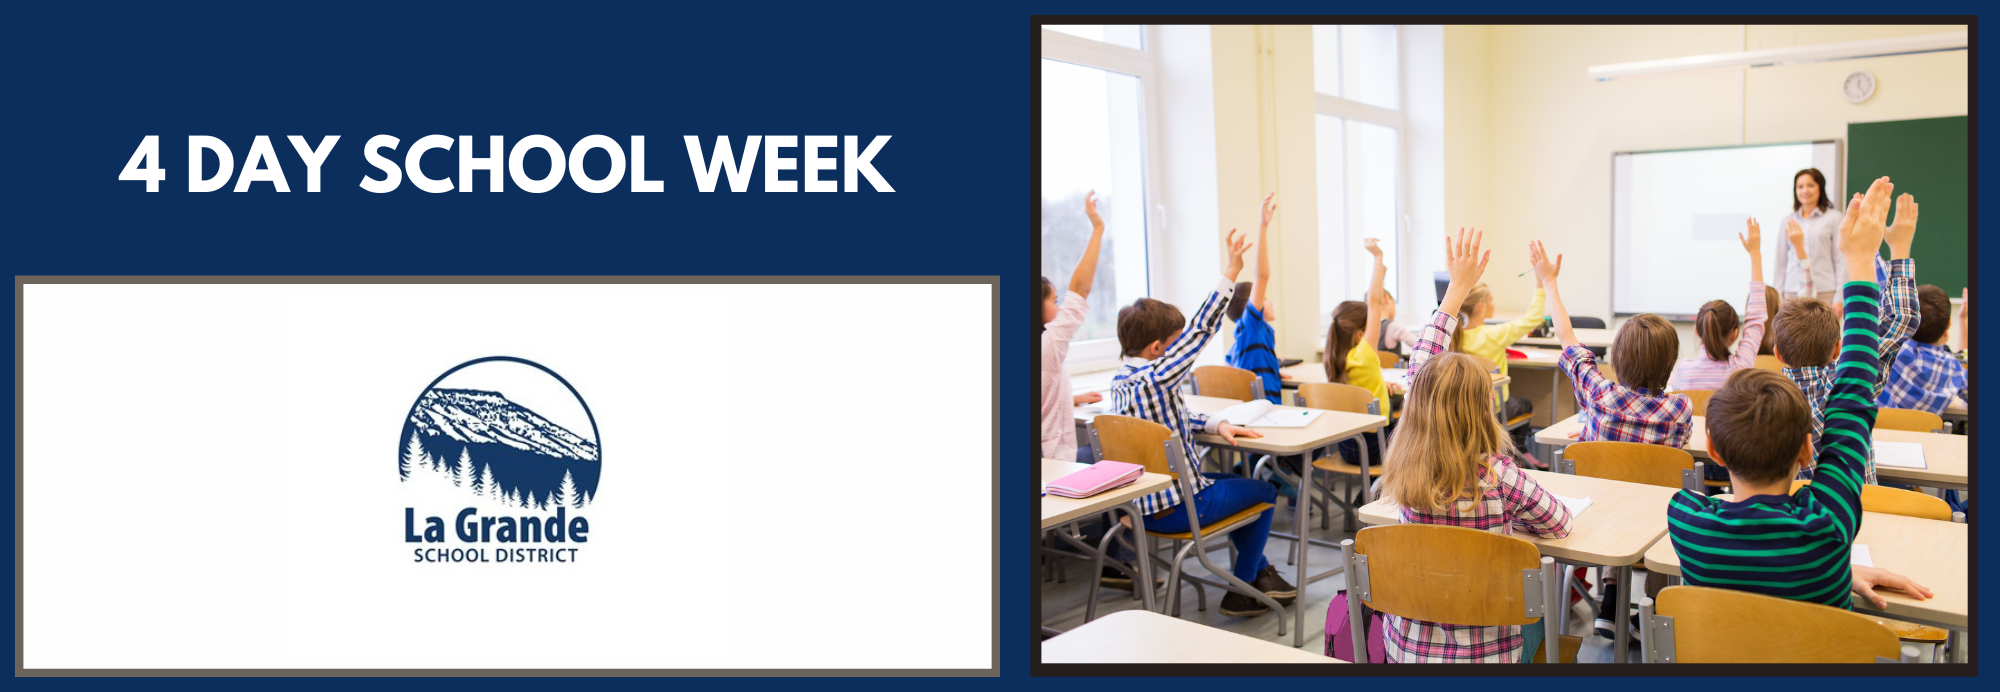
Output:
[1083, 522, 1127, 624]
[1342, 540, 1366, 662]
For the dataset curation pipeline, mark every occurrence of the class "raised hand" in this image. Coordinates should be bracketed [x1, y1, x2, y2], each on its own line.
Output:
[1886, 193, 1918, 260]
[1084, 190, 1104, 231]
[1259, 192, 1278, 230]
[1528, 240, 1563, 284]
[1838, 177, 1893, 266]
[1739, 218, 1762, 256]
[1222, 228, 1253, 281]
[1785, 218, 1807, 259]
[1445, 227, 1490, 288]
[1364, 237, 1383, 259]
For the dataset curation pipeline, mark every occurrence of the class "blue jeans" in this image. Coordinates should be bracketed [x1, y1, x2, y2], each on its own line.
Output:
[1147, 472, 1277, 584]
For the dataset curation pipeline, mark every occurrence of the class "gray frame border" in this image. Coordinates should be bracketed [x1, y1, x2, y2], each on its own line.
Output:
[15, 275, 1001, 677]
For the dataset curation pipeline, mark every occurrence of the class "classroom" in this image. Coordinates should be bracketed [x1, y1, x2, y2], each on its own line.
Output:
[1037, 21, 1970, 666]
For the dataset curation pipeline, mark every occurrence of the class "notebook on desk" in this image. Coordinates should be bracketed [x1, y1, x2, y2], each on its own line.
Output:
[1212, 400, 1327, 428]
[1046, 460, 1144, 498]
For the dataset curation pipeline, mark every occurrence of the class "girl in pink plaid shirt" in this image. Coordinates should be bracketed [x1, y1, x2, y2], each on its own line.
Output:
[1377, 229, 1575, 663]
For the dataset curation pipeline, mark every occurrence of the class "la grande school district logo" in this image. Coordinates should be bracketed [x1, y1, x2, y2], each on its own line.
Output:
[400, 357, 600, 564]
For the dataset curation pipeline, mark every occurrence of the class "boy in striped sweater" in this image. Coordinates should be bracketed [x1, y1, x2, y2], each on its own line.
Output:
[1667, 177, 1931, 612]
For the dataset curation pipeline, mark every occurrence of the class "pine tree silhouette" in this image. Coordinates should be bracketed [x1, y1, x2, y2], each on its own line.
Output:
[554, 470, 576, 509]
[536, 492, 549, 511]
[454, 447, 472, 487]
[402, 430, 425, 480]
[479, 465, 497, 502]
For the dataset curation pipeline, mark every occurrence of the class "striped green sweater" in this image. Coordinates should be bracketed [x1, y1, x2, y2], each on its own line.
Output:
[1666, 280, 1882, 609]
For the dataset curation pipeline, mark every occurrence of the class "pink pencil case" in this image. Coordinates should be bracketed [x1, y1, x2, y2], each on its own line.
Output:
[1047, 461, 1144, 499]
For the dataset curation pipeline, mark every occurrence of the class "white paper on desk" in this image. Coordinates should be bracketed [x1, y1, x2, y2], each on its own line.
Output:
[1554, 494, 1593, 518]
[1213, 399, 1276, 425]
[1250, 409, 1326, 428]
[1850, 544, 1874, 568]
[1873, 441, 1928, 469]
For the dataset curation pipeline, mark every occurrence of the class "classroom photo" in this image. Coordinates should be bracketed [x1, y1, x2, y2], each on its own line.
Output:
[1036, 20, 1971, 667]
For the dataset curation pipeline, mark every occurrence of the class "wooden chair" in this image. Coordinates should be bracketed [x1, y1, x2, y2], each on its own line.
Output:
[1788, 480, 1954, 521]
[1192, 365, 1259, 402]
[1754, 354, 1785, 372]
[1561, 441, 1704, 491]
[1298, 382, 1384, 532]
[1375, 350, 1401, 369]
[1340, 525, 1566, 663]
[1875, 407, 1944, 433]
[1668, 389, 1714, 417]
[1641, 586, 1911, 663]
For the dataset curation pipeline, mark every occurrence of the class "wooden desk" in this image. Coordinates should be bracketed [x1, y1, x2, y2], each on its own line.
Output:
[1041, 459, 1173, 529]
[1517, 327, 1616, 349]
[1535, 415, 1968, 490]
[1183, 394, 1386, 648]
[1357, 469, 1678, 662]
[1042, 610, 1339, 663]
[1279, 362, 1508, 408]
[1643, 510, 1967, 631]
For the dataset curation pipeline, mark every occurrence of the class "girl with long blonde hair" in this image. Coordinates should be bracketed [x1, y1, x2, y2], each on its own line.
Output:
[1374, 228, 1575, 664]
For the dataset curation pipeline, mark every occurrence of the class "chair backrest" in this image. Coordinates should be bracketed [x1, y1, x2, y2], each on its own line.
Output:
[1192, 365, 1259, 402]
[1296, 382, 1376, 415]
[1352, 524, 1545, 627]
[1653, 586, 1899, 662]
[1565, 441, 1696, 489]
[1789, 480, 1954, 521]
[1753, 354, 1785, 372]
[1874, 407, 1944, 433]
[1375, 350, 1401, 369]
[1571, 316, 1607, 329]
[1668, 389, 1715, 417]
[1089, 415, 1175, 478]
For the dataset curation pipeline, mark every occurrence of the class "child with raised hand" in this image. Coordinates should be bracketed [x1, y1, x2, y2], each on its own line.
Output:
[1532, 238, 1692, 641]
[1040, 190, 1107, 462]
[1667, 175, 1933, 613]
[1772, 188, 1920, 483]
[1111, 228, 1293, 617]
[1447, 248, 1549, 455]
[1325, 238, 1392, 414]
[1225, 193, 1283, 404]
[1376, 228, 1575, 664]
[1668, 217, 1770, 391]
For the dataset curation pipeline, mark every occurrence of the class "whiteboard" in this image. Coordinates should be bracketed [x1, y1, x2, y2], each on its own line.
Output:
[1612, 141, 1840, 319]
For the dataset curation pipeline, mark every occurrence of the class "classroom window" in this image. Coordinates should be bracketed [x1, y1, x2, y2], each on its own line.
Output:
[1041, 57, 1151, 343]
[1045, 25, 1144, 50]
[1313, 26, 1405, 334]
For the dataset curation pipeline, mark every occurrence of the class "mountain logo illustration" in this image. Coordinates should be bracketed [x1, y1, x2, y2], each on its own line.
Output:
[398, 357, 601, 510]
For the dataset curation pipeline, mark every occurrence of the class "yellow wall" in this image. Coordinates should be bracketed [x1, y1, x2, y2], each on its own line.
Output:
[1448, 25, 1967, 332]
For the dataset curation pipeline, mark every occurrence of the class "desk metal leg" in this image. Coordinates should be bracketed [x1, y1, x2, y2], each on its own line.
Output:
[1950, 629, 1967, 664]
[1615, 564, 1633, 663]
[1295, 453, 1311, 649]
[1123, 505, 1158, 614]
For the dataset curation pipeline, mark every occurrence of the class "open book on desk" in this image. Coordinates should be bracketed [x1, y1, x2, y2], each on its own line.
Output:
[1211, 400, 1326, 428]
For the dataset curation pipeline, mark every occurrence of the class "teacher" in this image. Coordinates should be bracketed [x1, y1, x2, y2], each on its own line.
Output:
[1774, 167, 1844, 303]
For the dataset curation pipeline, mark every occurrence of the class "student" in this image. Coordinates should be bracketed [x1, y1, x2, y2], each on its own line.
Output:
[1878, 284, 1968, 415]
[1755, 284, 1782, 356]
[1448, 267, 1548, 430]
[1667, 217, 1768, 391]
[1323, 239, 1394, 472]
[1772, 188, 1920, 483]
[1377, 291, 1420, 356]
[1040, 191, 1108, 463]
[1110, 229, 1296, 617]
[1532, 239, 1691, 641]
[1667, 176, 1932, 615]
[1225, 193, 1283, 404]
[1377, 228, 1574, 664]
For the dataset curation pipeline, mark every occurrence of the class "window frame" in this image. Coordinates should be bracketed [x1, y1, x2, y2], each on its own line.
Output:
[1039, 27, 1169, 373]
[1314, 25, 1411, 335]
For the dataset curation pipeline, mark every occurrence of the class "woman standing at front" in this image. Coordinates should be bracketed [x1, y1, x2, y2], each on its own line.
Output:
[1774, 167, 1843, 303]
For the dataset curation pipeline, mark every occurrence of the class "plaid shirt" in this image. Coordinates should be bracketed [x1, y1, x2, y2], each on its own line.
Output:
[1784, 259, 1916, 484]
[1380, 311, 1574, 663]
[1561, 346, 1692, 448]
[1879, 340, 1968, 415]
[1112, 278, 1234, 515]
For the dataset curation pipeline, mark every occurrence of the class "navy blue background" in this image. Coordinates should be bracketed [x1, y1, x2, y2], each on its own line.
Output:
[5, 0, 1996, 685]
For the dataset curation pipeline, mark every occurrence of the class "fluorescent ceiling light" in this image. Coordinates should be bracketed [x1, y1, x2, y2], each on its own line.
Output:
[1588, 30, 1967, 81]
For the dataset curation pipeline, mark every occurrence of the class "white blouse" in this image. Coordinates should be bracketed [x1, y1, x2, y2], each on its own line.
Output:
[1773, 205, 1846, 295]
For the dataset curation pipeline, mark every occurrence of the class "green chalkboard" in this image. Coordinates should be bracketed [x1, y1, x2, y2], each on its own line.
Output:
[1846, 116, 1968, 296]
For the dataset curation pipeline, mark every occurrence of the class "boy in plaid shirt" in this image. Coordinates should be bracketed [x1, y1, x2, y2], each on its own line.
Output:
[1879, 285, 1967, 415]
